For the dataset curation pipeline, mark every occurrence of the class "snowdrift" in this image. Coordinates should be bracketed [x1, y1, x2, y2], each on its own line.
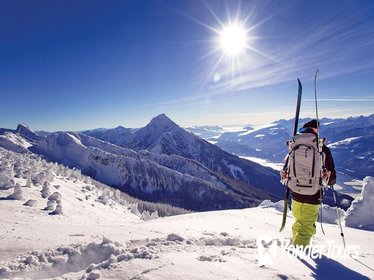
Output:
[345, 176, 374, 230]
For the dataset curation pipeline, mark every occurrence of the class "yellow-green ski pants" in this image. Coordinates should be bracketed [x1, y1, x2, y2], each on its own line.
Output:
[292, 199, 320, 247]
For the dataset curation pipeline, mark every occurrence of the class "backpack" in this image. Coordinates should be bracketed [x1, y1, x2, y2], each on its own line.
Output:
[286, 133, 325, 195]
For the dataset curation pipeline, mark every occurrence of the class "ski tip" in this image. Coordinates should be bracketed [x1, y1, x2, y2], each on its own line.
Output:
[297, 78, 302, 87]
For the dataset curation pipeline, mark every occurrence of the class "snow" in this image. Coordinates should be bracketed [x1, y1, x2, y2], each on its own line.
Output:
[0, 147, 373, 279]
[0, 132, 32, 153]
[345, 177, 374, 231]
[7, 184, 24, 200]
[222, 159, 244, 180]
[257, 201, 345, 226]
[255, 134, 265, 138]
[328, 137, 362, 148]
[209, 135, 222, 140]
[221, 126, 246, 132]
[23, 199, 38, 207]
[240, 156, 284, 171]
[238, 123, 276, 136]
[66, 133, 84, 146]
[50, 203, 63, 215]
[319, 204, 345, 225]
[258, 200, 284, 212]
[344, 179, 365, 186]
[238, 129, 254, 136]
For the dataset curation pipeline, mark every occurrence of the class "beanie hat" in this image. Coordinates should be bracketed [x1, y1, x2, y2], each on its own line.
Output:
[302, 119, 319, 129]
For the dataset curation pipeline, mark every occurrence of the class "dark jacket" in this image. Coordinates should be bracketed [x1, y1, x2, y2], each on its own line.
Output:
[283, 130, 337, 205]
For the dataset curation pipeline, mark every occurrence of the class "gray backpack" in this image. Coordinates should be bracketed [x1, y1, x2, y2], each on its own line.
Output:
[286, 133, 325, 195]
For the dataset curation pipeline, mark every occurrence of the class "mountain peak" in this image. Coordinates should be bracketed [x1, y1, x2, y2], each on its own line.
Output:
[16, 123, 31, 131]
[16, 124, 41, 142]
[150, 113, 172, 123]
[114, 125, 127, 130]
[125, 114, 182, 150]
[148, 114, 179, 130]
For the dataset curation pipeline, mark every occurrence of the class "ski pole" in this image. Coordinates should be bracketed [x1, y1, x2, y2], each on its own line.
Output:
[331, 187, 374, 272]
[319, 169, 331, 235]
[319, 188, 326, 235]
[331, 185, 346, 249]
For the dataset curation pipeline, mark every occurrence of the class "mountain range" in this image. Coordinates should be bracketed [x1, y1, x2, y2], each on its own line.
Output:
[188, 115, 374, 186]
[2, 113, 368, 211]
[0, 114, 283, 211]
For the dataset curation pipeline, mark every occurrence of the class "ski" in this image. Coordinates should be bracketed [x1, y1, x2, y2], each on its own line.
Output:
[314, 70, 326, 235]
[279, 78, 302, 232]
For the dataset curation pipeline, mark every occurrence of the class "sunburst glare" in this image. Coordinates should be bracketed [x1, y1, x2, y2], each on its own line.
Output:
[176, 1, 273, 92]
[182, 2, 266, 86]
[218, 23, 248, 57]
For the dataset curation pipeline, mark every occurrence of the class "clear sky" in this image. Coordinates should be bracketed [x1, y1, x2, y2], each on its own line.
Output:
[1, 0, 374, 131]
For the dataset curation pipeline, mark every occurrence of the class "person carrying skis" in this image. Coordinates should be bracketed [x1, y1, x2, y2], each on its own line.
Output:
[281, 119, 336, 247]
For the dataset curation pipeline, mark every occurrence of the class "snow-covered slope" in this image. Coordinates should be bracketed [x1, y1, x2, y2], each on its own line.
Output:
[0, 153, 373, 279]
[31, 133, 261, 211]
[0, 147, 141, 260]
[0, 132, 33, 153]
[0, 124, 41, 154]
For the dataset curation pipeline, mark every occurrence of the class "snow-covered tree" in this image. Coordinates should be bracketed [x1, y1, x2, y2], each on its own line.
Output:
[24, 176, 32, 188]
[97, 192, 110, 205]
[41, 181, 51, 198]
[345, 177, 374, 230]
[48, 192, 62, 203]
[50, 203, 63, 215]
[0, 165, 12, 189]
[44, 200, 56, 211]
[24, 199, 37, 207]
[140, 210, 159, 221]
[7, 183, 23, 200]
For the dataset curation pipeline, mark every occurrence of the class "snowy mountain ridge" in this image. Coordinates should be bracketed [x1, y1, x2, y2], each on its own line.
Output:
[0, 114, 284, 211]
[31, 131, 259, 211]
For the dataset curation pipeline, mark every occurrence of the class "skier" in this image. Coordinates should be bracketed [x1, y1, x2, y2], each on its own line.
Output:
[281, 119, 336, 247]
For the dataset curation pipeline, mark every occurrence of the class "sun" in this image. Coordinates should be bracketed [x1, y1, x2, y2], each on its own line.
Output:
[182, 2, 267, 84]
[219, 23, 248, 57]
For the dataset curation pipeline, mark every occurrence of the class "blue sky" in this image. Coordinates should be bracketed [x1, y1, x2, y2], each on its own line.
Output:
[1, 0, 374, 131]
